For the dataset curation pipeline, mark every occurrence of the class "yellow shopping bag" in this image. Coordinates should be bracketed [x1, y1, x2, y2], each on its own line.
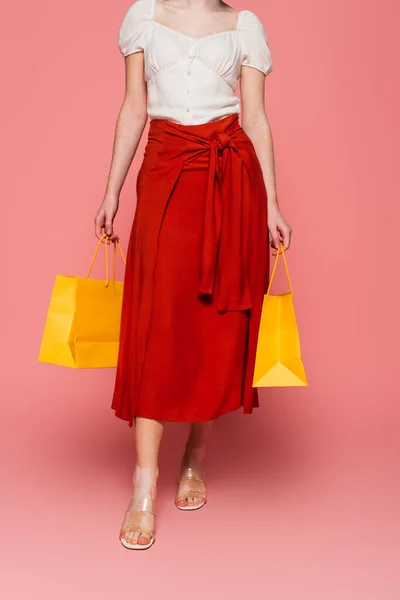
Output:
[38, 234, 126, 368]
[253, 243, 308, 387]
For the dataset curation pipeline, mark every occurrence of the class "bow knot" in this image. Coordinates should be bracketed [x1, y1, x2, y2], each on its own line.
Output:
[215, 132, 232, 151]
[164, 117, 252, 312]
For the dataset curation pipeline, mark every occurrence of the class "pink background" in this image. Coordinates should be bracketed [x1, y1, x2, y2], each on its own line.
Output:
[2, 0, 399, 598]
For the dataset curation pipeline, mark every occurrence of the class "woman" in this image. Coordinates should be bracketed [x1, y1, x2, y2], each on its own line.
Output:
[95, 0, 292, 550]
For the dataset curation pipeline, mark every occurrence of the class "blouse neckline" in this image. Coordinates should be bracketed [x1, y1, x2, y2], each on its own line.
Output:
[150, 0, 243, 42]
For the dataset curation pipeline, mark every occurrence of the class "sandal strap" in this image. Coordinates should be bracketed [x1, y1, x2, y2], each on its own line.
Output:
[127, 496, 156, 514]
[179, 466, 205, 482]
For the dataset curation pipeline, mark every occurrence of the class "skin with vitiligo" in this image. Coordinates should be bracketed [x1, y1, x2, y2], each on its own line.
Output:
[95, 0, 292, 548]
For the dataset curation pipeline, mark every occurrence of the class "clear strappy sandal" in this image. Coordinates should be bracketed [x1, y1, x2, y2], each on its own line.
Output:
[119, 466, 157, 550]
[175, 464, 207, 511]
[119, 497, 156, 550]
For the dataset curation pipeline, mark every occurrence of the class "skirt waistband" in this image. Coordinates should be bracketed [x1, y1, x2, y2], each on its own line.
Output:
[148, 113, 240, 141]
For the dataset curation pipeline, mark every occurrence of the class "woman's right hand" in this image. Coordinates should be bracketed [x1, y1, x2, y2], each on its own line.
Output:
[94, 195, 120, 242]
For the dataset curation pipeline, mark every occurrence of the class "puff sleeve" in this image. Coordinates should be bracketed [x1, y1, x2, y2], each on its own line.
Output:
[238, 10, 273, 76]
[118, 0, 152, 57]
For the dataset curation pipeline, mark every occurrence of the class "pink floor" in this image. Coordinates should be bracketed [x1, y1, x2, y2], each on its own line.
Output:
[3, 370, 400, 599]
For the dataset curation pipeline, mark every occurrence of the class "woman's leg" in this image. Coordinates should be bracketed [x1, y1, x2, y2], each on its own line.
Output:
[176, 420, 213, 508]
[120, 417, 164, 547]
[135, 416, 164, 468]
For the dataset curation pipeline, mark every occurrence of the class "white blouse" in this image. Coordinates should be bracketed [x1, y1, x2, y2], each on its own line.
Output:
[118, 0, 273, 125]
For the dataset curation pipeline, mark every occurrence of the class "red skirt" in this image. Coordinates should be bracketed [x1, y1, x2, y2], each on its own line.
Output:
[111, 113, 269, 426]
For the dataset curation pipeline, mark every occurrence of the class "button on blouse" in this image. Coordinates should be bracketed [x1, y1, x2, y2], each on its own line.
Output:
[118, 0, 273, 125]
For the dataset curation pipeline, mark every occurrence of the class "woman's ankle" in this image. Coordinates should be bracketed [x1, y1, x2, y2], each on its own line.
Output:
[133, 465, 159, 498]
[183, 421, 213, 466]
[182, 446, 206, 468]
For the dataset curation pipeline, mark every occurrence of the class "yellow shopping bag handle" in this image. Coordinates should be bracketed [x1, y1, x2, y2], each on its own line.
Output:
[266, 243, 294, 298]
[86, 234, 127, 287]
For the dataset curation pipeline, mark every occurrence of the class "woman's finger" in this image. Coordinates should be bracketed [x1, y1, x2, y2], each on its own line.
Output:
[95, 212, 104, 239]
[105, 214, 113, 236]
[283, 227, 292, 251]
[277, 224, 291, 252]
[269, 228, 280, 250]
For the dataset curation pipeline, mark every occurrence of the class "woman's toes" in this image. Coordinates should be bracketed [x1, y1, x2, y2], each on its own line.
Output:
[122, 532, 130, 544]
[187, 496, 195, 506]
[122, 528, 152, 546]
[134, 529, 143, 542]
[128, 530, 140, 545]
[138, 534, 150, 545]
[176, 497, 187, 507]
[122, 531, 130, 542]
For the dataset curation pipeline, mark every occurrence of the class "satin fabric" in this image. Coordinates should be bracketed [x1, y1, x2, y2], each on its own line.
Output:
[111, 113, 269, 426]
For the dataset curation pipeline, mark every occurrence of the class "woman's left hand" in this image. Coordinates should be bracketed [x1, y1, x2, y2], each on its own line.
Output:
[268, 203, 292, 253]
